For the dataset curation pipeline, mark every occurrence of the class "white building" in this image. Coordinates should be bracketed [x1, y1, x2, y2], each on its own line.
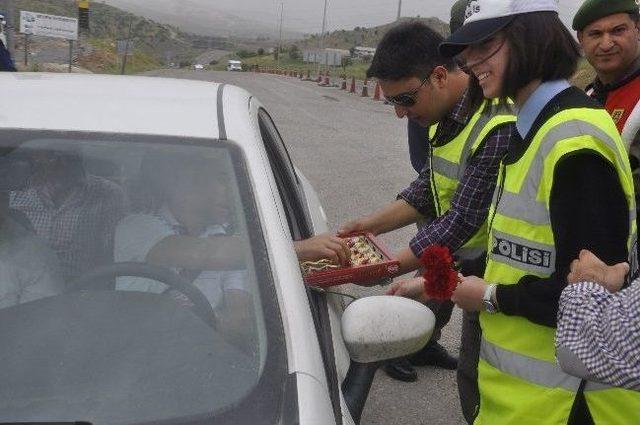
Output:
[303, 48, 350, 66]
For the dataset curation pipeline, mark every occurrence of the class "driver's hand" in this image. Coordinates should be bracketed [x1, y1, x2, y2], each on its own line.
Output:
[386, 277, 430, 303]
[294, 233, 351, 266]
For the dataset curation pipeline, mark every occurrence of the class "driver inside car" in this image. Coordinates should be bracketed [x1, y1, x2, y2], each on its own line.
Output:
[115, 155, 256, 349]
[0, 155, 64, 309]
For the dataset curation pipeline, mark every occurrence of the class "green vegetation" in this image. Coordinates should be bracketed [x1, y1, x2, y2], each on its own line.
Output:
[212, 52, 372, 80]
[77, 38, 161, 74]
[13, 0, 208, 73]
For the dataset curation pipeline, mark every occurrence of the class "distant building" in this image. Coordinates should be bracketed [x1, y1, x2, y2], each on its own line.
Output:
[303, 48, 350, 66]
[353, 46, 377, 59]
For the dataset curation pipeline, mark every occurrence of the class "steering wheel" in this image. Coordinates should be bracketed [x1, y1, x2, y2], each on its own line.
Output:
[69, 262, 217, 328]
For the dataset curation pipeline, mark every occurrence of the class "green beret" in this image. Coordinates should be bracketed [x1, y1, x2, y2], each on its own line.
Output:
[450, 0, 468, 34]
[573, 0, 640, 31]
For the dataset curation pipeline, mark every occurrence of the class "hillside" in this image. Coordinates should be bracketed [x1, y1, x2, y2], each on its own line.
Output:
[296, 17, 450, 50]
[101, 0, 304, 39]
[13, 0, 216, 71]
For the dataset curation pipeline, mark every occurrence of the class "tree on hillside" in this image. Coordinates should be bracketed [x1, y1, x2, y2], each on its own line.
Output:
[237, 49, 256, 59]
[288, 44, 300, 60]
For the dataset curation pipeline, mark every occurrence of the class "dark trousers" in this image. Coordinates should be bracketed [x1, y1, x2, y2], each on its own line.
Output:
[457, 310, 481, 424]
[424, 298, 454, 344]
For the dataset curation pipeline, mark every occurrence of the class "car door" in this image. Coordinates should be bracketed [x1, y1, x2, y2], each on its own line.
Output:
[256, 107, 355, 425]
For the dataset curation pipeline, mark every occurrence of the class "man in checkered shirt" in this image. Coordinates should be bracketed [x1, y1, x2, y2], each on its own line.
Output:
[556, 249, 640, 391]
[10, 149, 125, 283]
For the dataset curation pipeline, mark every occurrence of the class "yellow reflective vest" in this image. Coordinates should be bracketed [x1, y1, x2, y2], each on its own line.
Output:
[478, 89, 640, 425]
[428, 99, 515, 260]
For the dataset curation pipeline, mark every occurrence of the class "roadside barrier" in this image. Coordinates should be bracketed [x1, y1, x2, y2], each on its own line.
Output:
[341, 78, 347, 90]
[349, 77, 356, 93]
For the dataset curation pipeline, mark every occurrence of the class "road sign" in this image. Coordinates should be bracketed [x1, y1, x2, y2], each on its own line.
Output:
[20, 11, 78, 41]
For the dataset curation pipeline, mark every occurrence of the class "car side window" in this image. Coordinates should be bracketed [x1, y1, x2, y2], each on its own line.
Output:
[257, 108, 312, 240]
[257, 109, 344, 424]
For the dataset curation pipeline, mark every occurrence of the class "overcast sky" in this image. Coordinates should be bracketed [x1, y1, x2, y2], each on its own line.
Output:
[220, 0, 585, 33]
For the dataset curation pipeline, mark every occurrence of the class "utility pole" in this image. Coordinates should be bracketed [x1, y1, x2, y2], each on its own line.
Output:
[277, 2, 283, 67]
[317, 0, 328, 75]
[397, 0, 402, 21]
[120, 17, 133, 75]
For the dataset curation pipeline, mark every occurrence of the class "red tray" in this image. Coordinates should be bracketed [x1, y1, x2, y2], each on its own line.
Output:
[302, 232, 400, 287]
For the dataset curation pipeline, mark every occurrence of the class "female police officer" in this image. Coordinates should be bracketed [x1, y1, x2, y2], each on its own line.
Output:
[437, 0, 640, 424]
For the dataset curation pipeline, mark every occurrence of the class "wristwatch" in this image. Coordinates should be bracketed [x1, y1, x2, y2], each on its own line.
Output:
[483, 284, 498, 314]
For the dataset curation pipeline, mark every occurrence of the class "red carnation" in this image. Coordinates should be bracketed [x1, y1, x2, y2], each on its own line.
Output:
[421, 245, 459, 301]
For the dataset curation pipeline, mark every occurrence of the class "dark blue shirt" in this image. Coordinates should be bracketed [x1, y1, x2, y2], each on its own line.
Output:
[0, 40, 16, 72]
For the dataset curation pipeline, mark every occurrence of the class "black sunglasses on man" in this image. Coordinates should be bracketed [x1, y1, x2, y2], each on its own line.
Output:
[384, 76, 430, 107]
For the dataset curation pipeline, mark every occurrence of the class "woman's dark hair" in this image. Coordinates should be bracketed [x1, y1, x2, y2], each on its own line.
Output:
[367, 21, 456, 81]
[497, 12, 580, 101]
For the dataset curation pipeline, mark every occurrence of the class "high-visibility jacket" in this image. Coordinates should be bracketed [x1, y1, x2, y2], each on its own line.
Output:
[428, 99, 515, 260]
[477, 88, 640, 425]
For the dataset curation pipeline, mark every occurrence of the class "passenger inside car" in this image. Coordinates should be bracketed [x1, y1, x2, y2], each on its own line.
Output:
[115, 154, 254, 350]
[0, 154, 64, 308]
[10, 148, 125, 282]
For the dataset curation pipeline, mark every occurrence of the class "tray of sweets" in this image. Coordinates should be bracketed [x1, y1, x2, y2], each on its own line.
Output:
[301, 232, 400, 287]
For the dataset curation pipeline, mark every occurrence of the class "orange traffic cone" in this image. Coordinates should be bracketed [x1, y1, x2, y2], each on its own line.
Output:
[361, 79, 369, 97]
[373, 81, 382, 101]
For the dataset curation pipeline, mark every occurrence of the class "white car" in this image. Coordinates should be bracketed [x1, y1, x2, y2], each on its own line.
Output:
[227, 60, 243, 72]
[0, 73, 434, 424]
[193, 63, 204, 70]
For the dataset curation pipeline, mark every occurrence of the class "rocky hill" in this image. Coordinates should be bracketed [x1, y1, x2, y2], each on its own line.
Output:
[13, 0, 218, 69]
[296, 17, 449, 50]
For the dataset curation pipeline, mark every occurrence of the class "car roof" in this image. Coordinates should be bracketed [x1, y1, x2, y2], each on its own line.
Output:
[0, 73, 254, 140]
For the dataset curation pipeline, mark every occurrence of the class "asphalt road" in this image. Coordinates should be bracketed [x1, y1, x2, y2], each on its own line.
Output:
[144, 69, 466, 425]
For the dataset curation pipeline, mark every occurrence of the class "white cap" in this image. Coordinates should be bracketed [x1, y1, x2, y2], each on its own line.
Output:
[465, 0, 559, 24]
[440, 0, 559, 57]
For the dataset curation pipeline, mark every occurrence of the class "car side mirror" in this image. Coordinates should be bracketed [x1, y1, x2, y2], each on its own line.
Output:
[341, 295, 434, 364]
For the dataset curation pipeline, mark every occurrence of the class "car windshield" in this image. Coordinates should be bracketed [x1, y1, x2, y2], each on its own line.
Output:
[0, 131, 286, 424]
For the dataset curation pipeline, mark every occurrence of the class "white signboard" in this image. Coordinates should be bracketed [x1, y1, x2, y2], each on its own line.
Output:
[20, 11, 78, 40]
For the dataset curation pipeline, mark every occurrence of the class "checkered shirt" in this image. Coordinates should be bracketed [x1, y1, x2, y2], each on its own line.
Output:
[10, 175, 125, 281]
[556, 280, 640, 390]
[397, 92, 514, 258]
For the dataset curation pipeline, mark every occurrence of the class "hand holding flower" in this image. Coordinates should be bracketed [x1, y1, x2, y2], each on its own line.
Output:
[451, 275, 488, 312]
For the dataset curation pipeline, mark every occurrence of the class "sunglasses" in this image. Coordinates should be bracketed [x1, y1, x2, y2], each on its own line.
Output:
[384, 76, 430, 107]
